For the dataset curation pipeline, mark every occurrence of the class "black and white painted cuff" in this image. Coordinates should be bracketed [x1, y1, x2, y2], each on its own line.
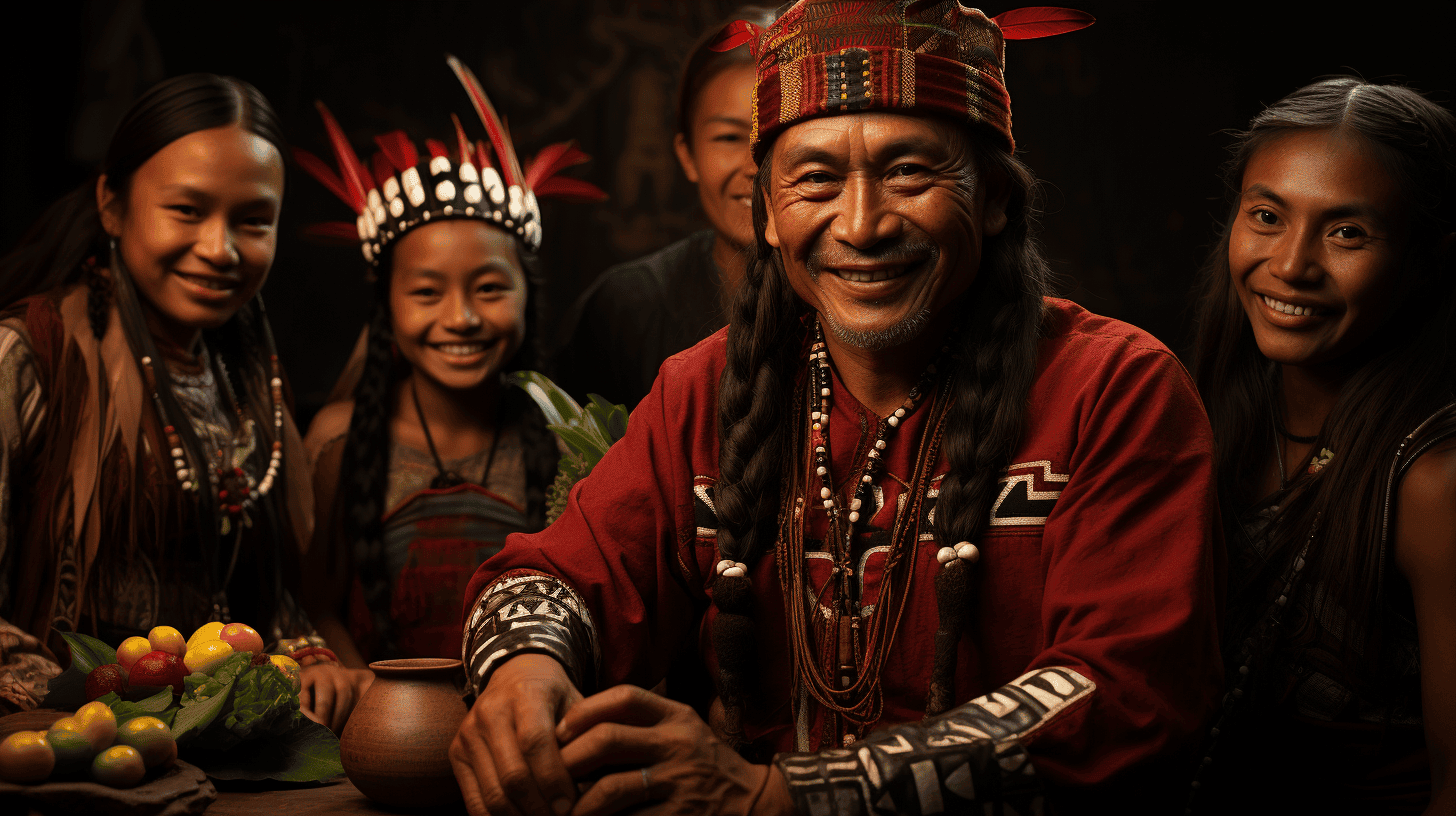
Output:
[461, 572, 600, 697]
[775, 667, 1095, 816]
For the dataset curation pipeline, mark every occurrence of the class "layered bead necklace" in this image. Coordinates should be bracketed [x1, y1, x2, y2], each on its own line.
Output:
[778, 318, 955, 743]
[139, 349, 285, 534]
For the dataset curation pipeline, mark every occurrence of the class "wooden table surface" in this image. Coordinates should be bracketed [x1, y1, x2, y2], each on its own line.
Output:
[206, 778, 468, 815]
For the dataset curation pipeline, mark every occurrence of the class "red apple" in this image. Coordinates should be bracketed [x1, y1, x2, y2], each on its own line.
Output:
[128, 650, 186, 695]
[217, 622, 264, 655]
[85, 663, 129, 701]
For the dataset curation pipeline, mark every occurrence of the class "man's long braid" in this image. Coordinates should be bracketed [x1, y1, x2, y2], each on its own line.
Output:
[927, 145, 1050, 714]
[711, 159, 803, 747]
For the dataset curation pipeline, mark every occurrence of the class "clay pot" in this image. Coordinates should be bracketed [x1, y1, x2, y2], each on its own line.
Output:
[340, 658, 468, 808]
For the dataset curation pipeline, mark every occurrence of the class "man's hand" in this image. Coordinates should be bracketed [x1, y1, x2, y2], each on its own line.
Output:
[555, 685, 792, 816]
[299, 664, 374, 733]
[450, 653, 584, 816]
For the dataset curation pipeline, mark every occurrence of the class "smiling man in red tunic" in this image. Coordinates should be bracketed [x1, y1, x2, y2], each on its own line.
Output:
[449, 3, 1223, 815]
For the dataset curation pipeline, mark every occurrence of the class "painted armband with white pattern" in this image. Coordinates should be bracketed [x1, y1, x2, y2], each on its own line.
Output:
[775, 667, 1095, 816]
[461, 572, 600, 697]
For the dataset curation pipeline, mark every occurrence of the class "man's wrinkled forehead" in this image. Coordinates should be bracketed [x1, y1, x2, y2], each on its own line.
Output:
[765, 111, 977, 172]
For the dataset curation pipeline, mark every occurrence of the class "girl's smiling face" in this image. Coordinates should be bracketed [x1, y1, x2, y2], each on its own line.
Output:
[1229, 128, 1410, 370]
[388, 219, 527, 394]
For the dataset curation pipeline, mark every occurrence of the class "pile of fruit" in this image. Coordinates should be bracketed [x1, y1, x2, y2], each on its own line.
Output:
[0, 621, 304, 788]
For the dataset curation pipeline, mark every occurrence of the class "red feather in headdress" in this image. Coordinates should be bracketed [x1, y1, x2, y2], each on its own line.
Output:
[373, 130, 420, 175]
[532, 176, 608, 203]
[525, 141, 587, 190]
[990, 7, 1096, 40]
[370, 152, 394, 187]
[708, 19, 763, 55]
[312, 101, 373, 212]
[451, 114, 476, 166]
[525, 141, 606, 202]
[302, 222, 364, 244]
[292, 147, 356, 214]
[446, 55, 524, 189]
[425, 139, 451, 161]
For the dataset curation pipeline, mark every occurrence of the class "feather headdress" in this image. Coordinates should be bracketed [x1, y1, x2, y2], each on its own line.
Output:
[296, 55, 606, 266]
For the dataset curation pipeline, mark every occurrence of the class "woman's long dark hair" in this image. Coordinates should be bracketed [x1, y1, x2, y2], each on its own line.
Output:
[337, 233, 558, 659]
[0, 73, 285, 329]
[1191, 78, 1456, 689]
[710, 123, 1053, 738]
[0, 74, 296, 631]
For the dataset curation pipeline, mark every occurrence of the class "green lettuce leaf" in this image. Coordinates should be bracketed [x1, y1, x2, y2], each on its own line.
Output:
[224, 657, 301, 741]
[189, 718, 343, 783]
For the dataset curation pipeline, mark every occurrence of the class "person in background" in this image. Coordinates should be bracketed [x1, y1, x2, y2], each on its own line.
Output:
[0, 74, 352, 724]
[552, 7, 775, 409]
[1189, 78, 1456, 814]
[298, 59, 602, 731]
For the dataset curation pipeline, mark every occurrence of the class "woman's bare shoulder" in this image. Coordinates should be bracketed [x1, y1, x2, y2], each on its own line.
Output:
[304, 400, 355, 465]
[1394, 438, 1456, 580]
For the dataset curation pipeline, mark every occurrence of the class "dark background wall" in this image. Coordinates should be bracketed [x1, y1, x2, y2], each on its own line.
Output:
[4, 1, 1453, 425]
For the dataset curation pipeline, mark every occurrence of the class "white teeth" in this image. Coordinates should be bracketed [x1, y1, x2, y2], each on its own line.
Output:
[436, 343, 486, 356]
[1262, 295, 1317, 317]
[836, 268, 900, 283]
[182, 274, 237, 292]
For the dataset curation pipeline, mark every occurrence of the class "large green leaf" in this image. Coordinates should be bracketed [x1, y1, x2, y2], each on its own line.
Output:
[509, 371, 630, 511]
[192, 718, 343, 783]
[550, 424, 606, 462]
[56, 630, 117, 673]
[507, 370, 583, 427]
[172, 679, 234, 744]
[111, 688, 176, 726]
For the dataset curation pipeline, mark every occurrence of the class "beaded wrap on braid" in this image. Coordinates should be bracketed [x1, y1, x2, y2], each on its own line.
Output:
[711, 158, 804, 747]
[924, 136, 1051, 715]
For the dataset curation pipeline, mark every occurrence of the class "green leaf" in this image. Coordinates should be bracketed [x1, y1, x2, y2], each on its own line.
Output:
[172, 678, 234, 743]
[507, 371, 583, 427]
[191, 718, 343, 783]
[56, 630, 117, 673]
[550, 425, 606, 463]
[605, 405, 629, 442]
[110, 688, 175, 726]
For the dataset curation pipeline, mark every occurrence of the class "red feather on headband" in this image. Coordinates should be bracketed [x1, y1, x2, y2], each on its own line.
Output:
[373, 130, 419, 175]
[526, 141, 607, 203]
[314, 101, 372, 212]
[708, 19, 763, 55]
[990, 7, 1096, 40]
[446, 54, 524, 189]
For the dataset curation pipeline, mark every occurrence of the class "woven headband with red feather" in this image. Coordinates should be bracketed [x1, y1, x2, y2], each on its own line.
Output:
[296, 54, 606, 265]
[711, 1, 1094, 158]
